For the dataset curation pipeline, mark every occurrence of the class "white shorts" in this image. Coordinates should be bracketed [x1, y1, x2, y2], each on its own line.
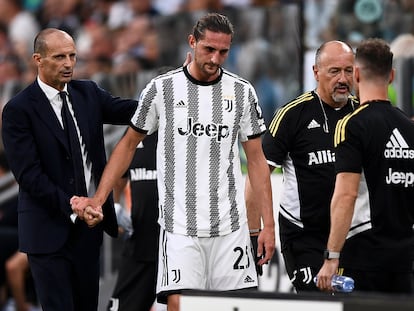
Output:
[156, 223, 258, 303]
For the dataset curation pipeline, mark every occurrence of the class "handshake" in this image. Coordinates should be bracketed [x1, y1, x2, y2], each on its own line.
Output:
[70, 196, 103, 227]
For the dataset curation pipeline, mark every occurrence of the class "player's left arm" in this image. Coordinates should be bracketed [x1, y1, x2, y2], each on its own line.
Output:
[316, 171, 359, 291]
[243, 137, 275, 265]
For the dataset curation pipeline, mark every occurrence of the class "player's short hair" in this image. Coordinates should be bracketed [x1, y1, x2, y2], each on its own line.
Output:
[192, 12, 234, 42]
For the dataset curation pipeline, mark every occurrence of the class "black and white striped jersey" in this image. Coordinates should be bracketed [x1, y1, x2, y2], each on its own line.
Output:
[334, 100, 414, 271]
[131, 66, 266, 237]
[262, 91, 358, 248]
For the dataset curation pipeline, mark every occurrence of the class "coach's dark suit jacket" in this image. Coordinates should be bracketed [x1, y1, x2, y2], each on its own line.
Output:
[1, 79, 137, 254]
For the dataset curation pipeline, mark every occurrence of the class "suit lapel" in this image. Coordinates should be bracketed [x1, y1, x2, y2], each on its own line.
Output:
[30, 81, 70, 154]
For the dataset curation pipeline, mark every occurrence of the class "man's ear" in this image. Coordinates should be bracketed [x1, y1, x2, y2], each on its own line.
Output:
[312, 65, 319, 82]
[389, 68, 395, 84]
[33, 53, 41, 64]
[188, 35, 196, 49]
[354, 66, 360, 83]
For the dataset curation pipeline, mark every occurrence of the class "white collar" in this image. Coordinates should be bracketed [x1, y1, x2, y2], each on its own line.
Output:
[37, 76, 68, 101]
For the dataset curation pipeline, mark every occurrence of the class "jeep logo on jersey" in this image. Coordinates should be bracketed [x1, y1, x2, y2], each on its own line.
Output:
[178, 117, 230, 142]
[386, 168, 414, 188]
[308, 150, 335, 165]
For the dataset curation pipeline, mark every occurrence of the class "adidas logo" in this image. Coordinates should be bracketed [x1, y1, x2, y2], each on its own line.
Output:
[384, 128, 414, 159]
[244, 275, 255, 283]
[175, 100, 187, 108]
[307, 119, 321, 129]
[386, 128, 409, 148]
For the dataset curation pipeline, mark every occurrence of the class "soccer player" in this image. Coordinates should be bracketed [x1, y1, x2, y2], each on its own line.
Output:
[72, 13, 275, 311]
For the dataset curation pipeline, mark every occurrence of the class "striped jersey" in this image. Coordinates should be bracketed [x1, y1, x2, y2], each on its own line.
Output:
[334, 100, 414, 271]
[262, 91, 358, 249]
[131, 66, 266, 237]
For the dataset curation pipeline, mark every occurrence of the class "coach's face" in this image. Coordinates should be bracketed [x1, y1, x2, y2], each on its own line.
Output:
[188, 30, 231, 82]
[314, 42, 354, 108]
[34, 31, 76, 91]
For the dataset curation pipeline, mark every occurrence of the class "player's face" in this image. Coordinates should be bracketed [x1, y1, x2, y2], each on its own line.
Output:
[189, 30, 231, 82]
[315, 49, 354, 107]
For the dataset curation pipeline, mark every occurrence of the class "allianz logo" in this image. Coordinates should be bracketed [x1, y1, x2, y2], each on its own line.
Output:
[129, 168, 157, 181]
[384, 128, 414, 159]
[308, 149, 335, 165]
[178, 117, 230, 142]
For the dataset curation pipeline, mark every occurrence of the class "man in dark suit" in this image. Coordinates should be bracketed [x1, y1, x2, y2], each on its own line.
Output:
[1, 28, 137, 311]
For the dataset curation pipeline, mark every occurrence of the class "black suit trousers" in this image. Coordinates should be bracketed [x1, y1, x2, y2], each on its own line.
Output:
[28, 222, 101, 311]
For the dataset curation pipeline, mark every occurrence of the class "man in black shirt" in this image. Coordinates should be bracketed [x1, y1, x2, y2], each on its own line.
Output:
[317, 38, 414, 294]
[248, 40, 357, 292]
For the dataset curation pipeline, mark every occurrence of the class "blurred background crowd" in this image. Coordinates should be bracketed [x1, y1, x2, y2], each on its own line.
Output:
[0, 0, 413, 143]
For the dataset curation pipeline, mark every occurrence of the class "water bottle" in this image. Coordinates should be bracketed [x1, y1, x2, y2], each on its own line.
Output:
[314, 275, 355, 293]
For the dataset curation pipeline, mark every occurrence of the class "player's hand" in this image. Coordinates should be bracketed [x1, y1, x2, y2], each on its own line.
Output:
[257, 226, 275, 266]
[71, 196, 98, 220]
[84, 205, 103, 228]
[250, 234, 263, 276]
[316, 259, 339, 292]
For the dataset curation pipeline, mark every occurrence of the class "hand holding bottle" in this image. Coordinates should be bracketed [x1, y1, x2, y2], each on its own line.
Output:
[314, 275, 354, 293]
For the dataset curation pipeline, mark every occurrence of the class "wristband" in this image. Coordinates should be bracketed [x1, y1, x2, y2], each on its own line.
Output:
[249, 228, 261, 234]
[323, 249, 340, 260]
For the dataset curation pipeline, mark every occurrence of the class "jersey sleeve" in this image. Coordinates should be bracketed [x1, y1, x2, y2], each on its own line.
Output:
[262, 104, 297, 167]
[130, 78, 159, 135]
[239, 84, 266, 142]
[334, 114, 364, 174]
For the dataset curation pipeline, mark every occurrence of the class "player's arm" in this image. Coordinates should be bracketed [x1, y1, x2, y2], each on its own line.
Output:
[246, 163, 275, 233]
[246, 162, 275, 275]
[243, 137, 275, 265]
[316, 172, 360, 291]
[72, 127, 146, 213]
[246, 175, 262, 233]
